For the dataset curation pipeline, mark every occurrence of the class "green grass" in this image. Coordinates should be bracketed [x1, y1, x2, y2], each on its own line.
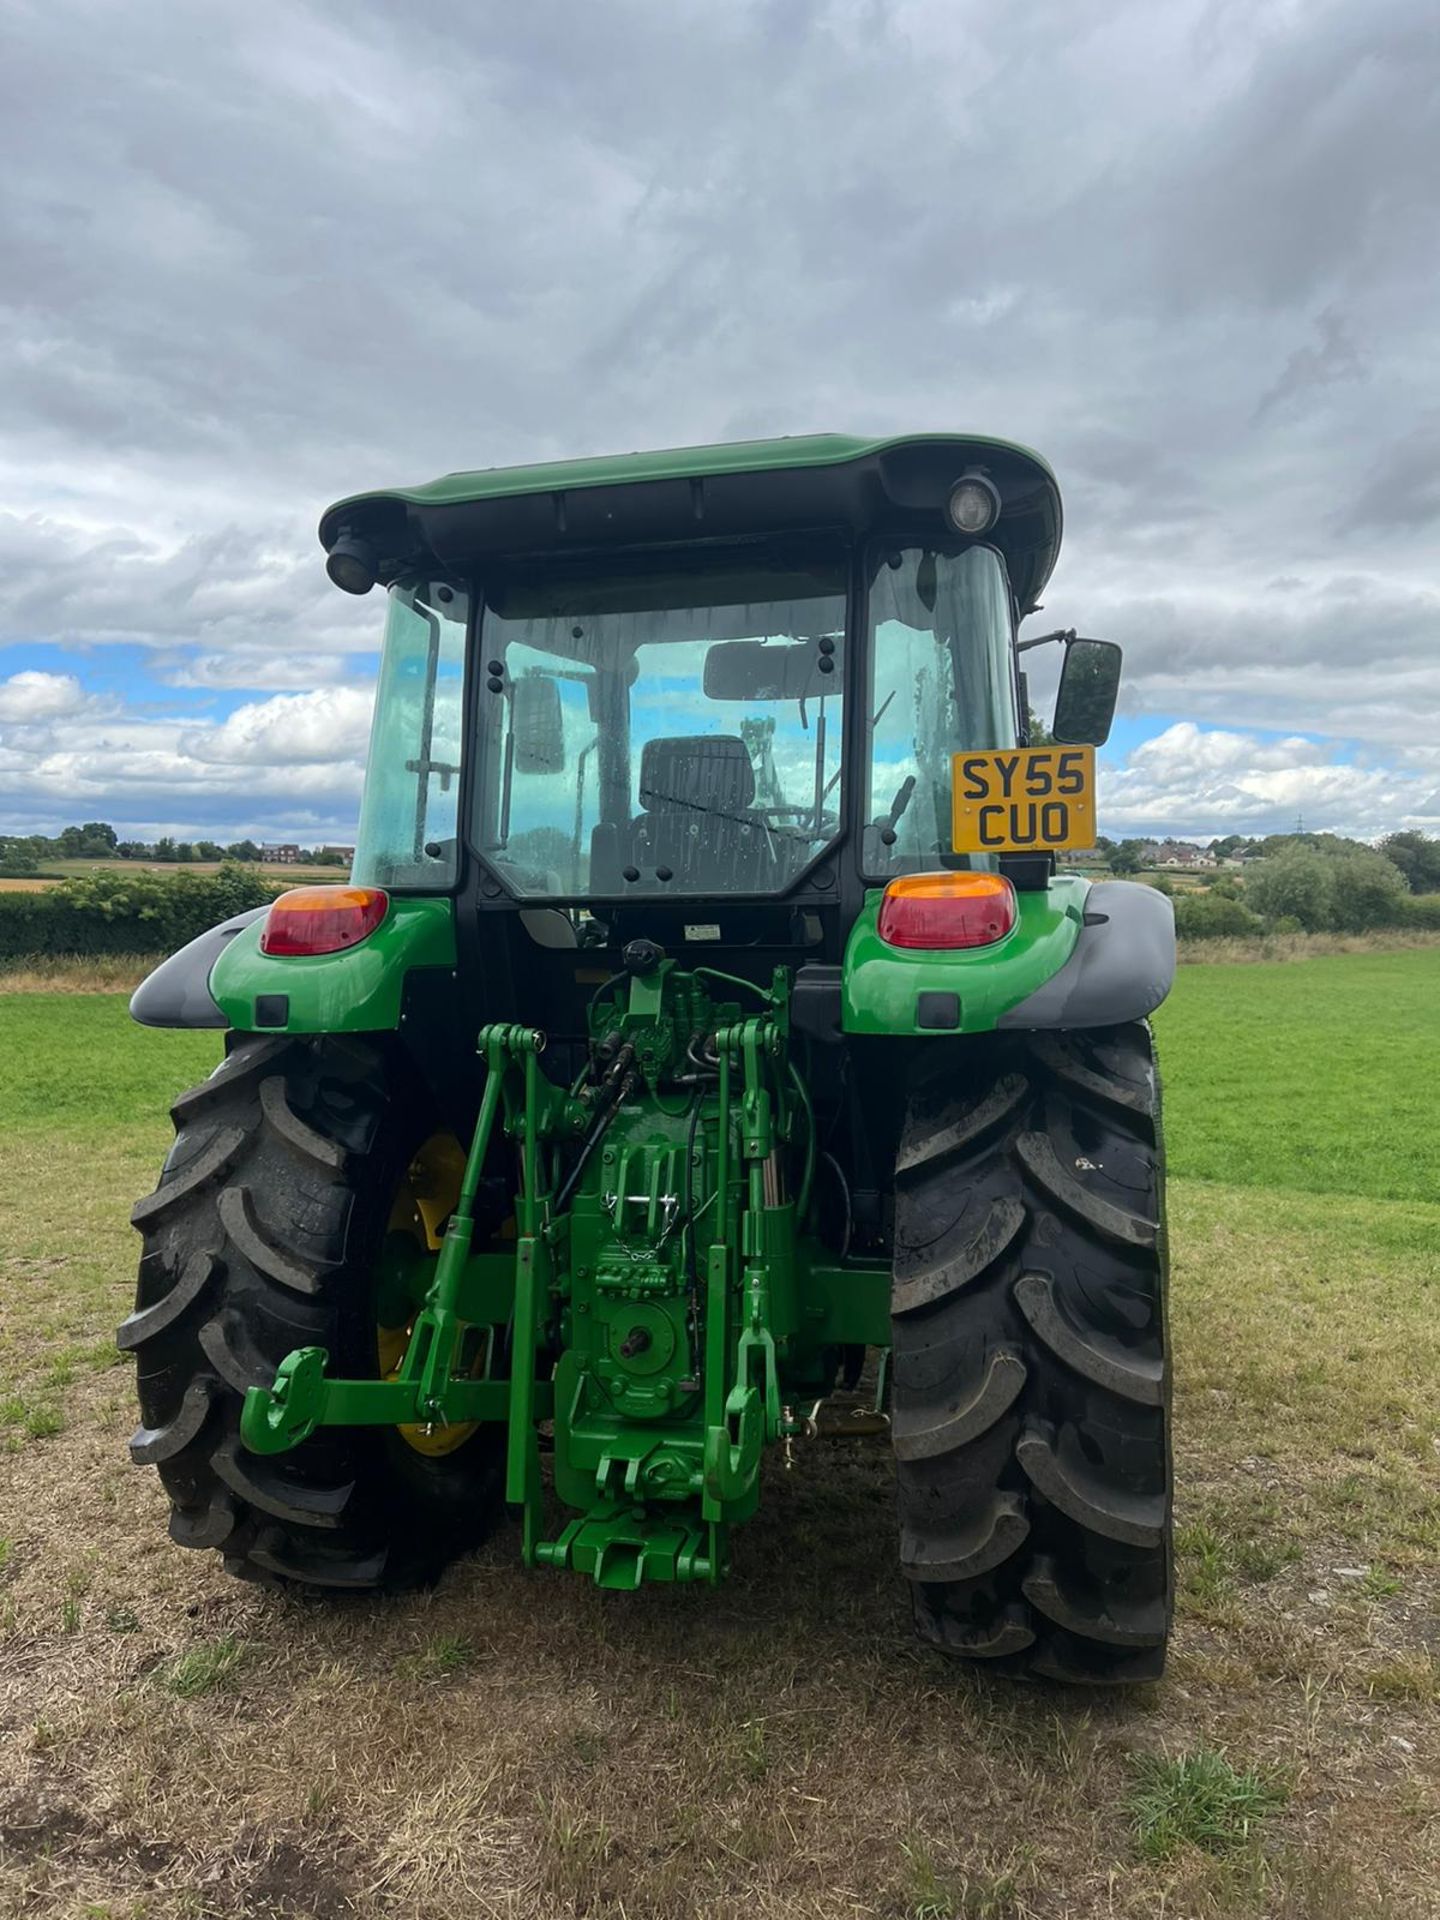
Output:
[1155, 948, 1440, 1201]
[0, 995, 218, 1437]
[399, 1632, 476, 1680]
[5, 945, 1437, 1185]
[0, 993, 218, 1135]
[157, 1635, 249, 1698]
[1128, 1748, 1287, 1860]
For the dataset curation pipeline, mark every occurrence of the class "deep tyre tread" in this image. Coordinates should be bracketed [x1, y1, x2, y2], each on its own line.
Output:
[890, 1347, 1027, 1461]
[169, 1491, 239, 1550]
[129, 1377, 216, 1464]
[891, 1197, 1025, 1316]
[116, 1252, 219, 1351]
[168, 1037, 291, 1122]
[1021, 1554, 1167, 1647]
[1013, 1272, 1164, 1405]
[123, 1033, 503, 1594]
[891, 1022, 1172, 1684]
[215, 1185, 328, 1295]
[129, 1129, 246, 1227]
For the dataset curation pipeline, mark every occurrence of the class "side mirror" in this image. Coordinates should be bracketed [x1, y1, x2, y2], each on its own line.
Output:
[512, 674, 566, 774]
[1053, 638, 1122, 747]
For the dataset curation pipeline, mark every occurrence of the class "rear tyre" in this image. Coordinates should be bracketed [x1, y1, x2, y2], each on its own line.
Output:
[120, 1034, 503, 1591]
[890, 1023, 1171, 1683]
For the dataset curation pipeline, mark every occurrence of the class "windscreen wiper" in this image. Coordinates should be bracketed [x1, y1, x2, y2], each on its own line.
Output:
[641, 788, 816, 844]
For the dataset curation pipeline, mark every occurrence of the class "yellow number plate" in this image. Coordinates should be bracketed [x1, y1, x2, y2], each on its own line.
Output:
[950, 746, 1096, 854]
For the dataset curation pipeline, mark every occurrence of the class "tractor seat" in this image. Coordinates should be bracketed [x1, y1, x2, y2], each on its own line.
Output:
[628, 734, 772, 891]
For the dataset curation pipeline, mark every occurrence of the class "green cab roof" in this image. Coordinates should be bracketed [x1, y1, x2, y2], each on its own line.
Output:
[319, 431, 1063, 611]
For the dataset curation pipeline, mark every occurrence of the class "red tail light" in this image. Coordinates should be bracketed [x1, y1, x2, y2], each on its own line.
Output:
[260, 885, 389, 957]
[878, 872, 1017, 950]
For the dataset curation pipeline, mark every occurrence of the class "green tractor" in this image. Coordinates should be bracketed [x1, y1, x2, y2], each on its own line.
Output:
[123, 434, 1174, 1683]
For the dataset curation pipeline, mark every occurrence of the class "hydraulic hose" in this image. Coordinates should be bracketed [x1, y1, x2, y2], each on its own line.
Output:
[694, 967, 772, 1006]
[820, 1151, 853, 1260]
[553, 1047, 635, 1216]
[788, 1058, 816, 1226]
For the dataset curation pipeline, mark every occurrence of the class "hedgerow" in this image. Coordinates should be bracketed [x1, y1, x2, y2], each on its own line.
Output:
[1171, 892, 1262, 940]
[0, 865, 277, 958]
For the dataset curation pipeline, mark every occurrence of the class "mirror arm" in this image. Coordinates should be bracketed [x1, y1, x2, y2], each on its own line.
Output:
[1016, 626, 1076, 655]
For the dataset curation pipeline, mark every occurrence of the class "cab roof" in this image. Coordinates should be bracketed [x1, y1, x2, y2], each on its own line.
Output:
[319, 431, 1063, 612]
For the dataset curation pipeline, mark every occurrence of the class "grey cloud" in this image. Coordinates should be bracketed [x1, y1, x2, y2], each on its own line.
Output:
[1062, 575, 1440, 759]
[0, 0, 1437, 841]
[1254, 308, 1365, 422]
[6, 0, 1434, 507]
[1150, 11, 1440, 313]
[1349, 419, 1440, 532]
[1096, 573, 1440, 678]
[0, 512, 371, 659]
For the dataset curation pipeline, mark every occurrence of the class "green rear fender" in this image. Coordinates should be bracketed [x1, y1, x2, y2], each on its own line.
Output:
[209, 896, 457, 1033]
[841, 877, 1090, 1036]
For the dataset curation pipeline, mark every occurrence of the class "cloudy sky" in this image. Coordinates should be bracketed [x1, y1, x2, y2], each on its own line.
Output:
[2, 0, 1437, 846]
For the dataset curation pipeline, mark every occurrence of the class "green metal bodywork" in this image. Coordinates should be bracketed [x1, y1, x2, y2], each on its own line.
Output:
[209, 896, 455, 1033]
[324, 431, 1056, 520]
[841, 876, 1091, 1036]
[204, 876, 1092, 1046]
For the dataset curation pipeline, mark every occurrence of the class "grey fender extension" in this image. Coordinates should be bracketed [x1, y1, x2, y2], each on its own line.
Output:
[998, 881, 1175, 1030]
[128, 906, 269, 1029]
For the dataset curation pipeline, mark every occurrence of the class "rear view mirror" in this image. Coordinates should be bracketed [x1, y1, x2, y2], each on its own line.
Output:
[512, 674, 566, 774]
[703, 638, 841, 702]
[1053, 638, 1122, 747]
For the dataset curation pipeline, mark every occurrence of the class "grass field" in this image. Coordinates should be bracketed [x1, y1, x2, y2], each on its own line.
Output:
[1, 952, 1438, 1917]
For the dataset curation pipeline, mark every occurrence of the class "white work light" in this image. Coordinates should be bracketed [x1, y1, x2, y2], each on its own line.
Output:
[946, 475, 1001, 536]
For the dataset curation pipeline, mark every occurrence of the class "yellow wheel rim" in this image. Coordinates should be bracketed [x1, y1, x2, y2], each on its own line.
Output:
[377, 1132, 485, 1458]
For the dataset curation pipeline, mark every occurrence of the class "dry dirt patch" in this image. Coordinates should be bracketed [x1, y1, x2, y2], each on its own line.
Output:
[3, 1241, 1439, 1920]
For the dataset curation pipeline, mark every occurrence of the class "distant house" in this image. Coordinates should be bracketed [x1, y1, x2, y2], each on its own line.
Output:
[262, 843, 303, 864]
[319, 845, 355, 863]
[1154, 840, 1216, 869]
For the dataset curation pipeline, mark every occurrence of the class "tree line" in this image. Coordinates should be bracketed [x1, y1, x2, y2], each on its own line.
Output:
[0, 822, 348, 876]
[1161, 833, 1440, 939]
[4, 819, 1439, 940]
[1095, 829, 1440, 893]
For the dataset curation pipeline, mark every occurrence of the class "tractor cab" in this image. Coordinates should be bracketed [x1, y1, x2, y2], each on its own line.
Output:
[332, 436, 1120, 1030]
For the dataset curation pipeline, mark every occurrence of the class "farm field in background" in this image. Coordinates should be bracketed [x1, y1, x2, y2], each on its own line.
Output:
[1, 951, 1437, 1917]
[0, 860, 344, 891]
